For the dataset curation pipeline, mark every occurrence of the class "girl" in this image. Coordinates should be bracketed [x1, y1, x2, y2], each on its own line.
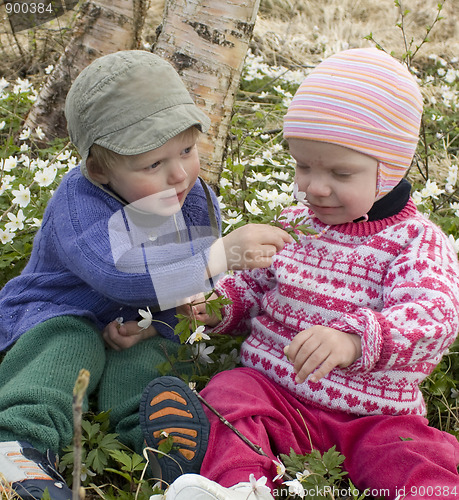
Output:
[143, 48, 459, 500]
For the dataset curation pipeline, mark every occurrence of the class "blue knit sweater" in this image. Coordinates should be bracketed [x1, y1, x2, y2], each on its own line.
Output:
[0, 167, 221, 350]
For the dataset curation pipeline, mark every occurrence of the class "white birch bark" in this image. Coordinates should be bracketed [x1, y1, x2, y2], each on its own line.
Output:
[153, 0, 261, 186]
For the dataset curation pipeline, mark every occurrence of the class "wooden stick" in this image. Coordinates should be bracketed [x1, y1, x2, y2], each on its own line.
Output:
[192, 389, 269, 458]
[72, 369, 90, 500]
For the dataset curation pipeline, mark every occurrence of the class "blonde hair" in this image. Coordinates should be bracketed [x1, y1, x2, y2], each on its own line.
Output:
[86, 125, 201, 176]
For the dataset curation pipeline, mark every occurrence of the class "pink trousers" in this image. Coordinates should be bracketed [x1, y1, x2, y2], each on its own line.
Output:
[200, 367, 459, 499]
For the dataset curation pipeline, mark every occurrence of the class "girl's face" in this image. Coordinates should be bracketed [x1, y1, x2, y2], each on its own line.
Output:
[289, 139, 378, 225]
[93, 130, 200, 216]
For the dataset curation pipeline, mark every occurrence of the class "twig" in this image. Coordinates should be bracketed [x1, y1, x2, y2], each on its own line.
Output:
[72, 369, 90, 500]
[191, 389, 269, 458]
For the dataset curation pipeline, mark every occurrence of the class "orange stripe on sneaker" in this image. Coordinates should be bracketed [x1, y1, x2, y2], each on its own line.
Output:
[178, 449, 196, 460]
[149, 391, 187, 407]
[148, 408, 192, 420]
[153, 427, 198, 438]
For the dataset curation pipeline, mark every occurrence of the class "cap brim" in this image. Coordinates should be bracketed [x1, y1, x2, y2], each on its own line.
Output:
[93, 103, 210, 156]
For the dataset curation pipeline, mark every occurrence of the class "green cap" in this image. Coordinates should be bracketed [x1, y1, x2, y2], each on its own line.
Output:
[65, 50, 210, 171]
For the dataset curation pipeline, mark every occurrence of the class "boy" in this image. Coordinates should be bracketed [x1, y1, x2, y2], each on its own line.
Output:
[0, 50, 290, 500]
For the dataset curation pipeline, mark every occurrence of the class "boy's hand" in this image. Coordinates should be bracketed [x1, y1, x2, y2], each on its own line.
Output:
[208, 224, 292, 275]
[284, 326, 362, 384]
[102, 320, 158, 351]
[177, 293, 221, 327]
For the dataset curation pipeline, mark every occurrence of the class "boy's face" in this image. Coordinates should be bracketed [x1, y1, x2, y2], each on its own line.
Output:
[95, 131, 200, 216]
[289, 139, 378, 225]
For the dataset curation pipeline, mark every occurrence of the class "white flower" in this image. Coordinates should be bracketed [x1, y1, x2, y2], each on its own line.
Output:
[192, 343, 215, 364]
[256, 188, 291, 209]
[67, 156, 78, 170]
[5, 209, 26, 232]
[138, 306, 153, 329]
[27, 217, 42, 228]
[251, 157, 265, 167]
[57, 150, 71, 161]
[262, 150, 273, 161]
[244, 199, 262, 215]
[0, 177, 14, 195]
[34, 166, 57, 187]
[249, 172, 271, 183]
[448, 234, 459, 253]
[0, 228, 14, 244]
[20, 143, 29, 152]
[28, 90, 38, 102]
[186, 325, 210, 344]
[445, 68, 457, 84]
[31, 158, 49, 171]
[35, 126, 45, 140]
[79, 463, 96, 482]
[272, 458, 286, 482]
[13, 78, 32, 94]
[411, 190, 423, 205]
[1, 156, 17, 172]
[419, 179, 444, 199]
[223, 213, 243, 233]
[217, 195, 226, 211]
[297, 469, 312, 481]
[0, 77, 9, 93]
[293, 183, 307, 204]
[0, 121, 5, 130]
[220, 177, 233, 189]
[283, 478, 305, 498]
[248, 474, 271, 496]
[271, 171, 290, 181]
[279, 182, 294, 193]
[19, 128, 31, 140]
[11, 184, 31, 208]
[445, 164, 458, 193]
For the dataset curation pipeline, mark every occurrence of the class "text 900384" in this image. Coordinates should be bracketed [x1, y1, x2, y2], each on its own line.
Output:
[4, 0, 78, 33]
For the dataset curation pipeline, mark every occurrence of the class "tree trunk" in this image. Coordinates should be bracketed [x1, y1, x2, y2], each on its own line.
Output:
[153, 0, 261, 187]
[23, 0, 147, 140]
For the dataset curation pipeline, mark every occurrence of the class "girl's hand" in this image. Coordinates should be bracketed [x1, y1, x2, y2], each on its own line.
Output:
[102, 320, 158, 351]
[177, 293, 221, 327]
[284, 326, 362, 383]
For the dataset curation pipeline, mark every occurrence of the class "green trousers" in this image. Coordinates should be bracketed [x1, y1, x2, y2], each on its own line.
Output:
[0, 316, 189, 455]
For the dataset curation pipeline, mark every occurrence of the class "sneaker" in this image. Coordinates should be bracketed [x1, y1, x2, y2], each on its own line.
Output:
[164, 474, 274, 500]
[139, 376, 210, 485]
[0, 441, 71, 500]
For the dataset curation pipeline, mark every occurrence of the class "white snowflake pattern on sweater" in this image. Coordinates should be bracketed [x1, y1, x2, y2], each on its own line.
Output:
[213, 200, 459, 416]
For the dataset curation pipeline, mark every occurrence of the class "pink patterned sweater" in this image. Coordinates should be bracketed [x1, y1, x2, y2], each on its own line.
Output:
[214, 199, 459, 416]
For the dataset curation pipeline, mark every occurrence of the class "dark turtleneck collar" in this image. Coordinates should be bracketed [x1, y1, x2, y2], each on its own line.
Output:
[353, 179, 411, 223]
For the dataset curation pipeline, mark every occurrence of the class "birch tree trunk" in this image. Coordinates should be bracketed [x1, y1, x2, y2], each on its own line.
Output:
[153, 0, 261, 187]
[23, 0, 147, 140]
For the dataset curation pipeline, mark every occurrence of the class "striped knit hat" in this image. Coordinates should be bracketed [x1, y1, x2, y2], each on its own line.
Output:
[283, 48, 423, 200]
